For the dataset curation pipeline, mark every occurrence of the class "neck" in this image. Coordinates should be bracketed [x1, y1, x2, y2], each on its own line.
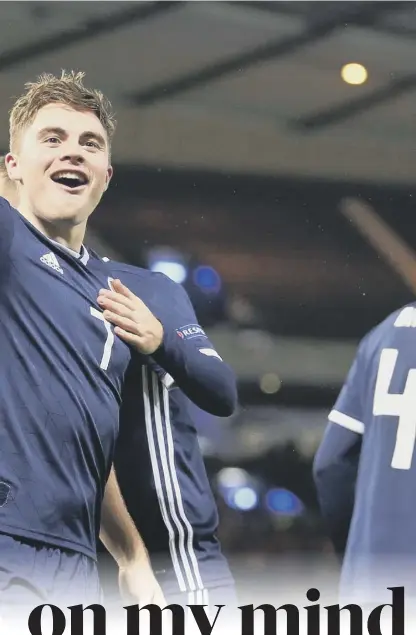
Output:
[17, 204, 86, 253]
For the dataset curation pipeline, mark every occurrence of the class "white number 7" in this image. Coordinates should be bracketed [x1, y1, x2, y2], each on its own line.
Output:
[373, 348, 416, 470]
[90, 307, 114, 371]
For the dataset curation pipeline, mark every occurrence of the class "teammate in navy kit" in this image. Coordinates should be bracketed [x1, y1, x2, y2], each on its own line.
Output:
[0, 71, 164, 611]
[97, 263, 239, 608]
[314, 304, 416, 603]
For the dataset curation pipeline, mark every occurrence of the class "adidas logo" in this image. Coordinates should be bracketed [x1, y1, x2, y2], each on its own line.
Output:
[40, 252, 63, 275]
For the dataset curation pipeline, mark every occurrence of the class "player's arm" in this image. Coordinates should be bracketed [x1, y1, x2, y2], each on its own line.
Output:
[100, 466, 148, 566]
[313, 339, 367, 557]
[313, 422, 362, 557]
[100, 466, 165, 605]
[98, 277, 238, 417]
[151, 276, 237, 416]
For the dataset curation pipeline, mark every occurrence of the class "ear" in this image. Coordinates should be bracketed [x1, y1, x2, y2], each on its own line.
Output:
[5, 153, 22, 182]
[104, 165, 113, 192]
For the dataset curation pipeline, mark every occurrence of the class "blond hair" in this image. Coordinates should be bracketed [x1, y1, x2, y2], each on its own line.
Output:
[9, 70, 116, 151]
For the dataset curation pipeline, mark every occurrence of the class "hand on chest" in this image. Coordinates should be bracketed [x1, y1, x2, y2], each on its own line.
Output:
[14, 247, 131, 379]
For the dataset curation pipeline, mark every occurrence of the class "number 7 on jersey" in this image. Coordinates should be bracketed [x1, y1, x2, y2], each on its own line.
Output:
[90, 307, 114, 371]
[373, 348, 416, 470]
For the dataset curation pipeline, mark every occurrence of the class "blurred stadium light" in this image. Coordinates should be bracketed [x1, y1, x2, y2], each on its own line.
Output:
[147, 246, 188, 284]
[192, 265, 222, 295]
[340, 62, 368, 85]
[227, 486, 259, 512]
[265, 488, 304, 517]
[216, 467, 262, 512]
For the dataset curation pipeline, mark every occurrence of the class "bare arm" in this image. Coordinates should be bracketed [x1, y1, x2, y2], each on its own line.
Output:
[100, 466, 165, 605]
[100, 465, 149, 567]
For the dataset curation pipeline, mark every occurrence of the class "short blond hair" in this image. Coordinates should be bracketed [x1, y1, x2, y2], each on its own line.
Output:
[9, 70, 116, 151]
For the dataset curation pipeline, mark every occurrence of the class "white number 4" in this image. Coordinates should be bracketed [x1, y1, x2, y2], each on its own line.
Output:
[373, 348, 416, 470]
[90, 307, 114, 371]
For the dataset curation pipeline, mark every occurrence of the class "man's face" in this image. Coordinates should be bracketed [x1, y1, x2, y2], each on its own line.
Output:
[6, 103, 113, 227]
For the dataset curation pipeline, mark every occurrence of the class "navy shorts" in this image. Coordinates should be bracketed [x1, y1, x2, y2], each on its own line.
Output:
[0, 533, 101, 622]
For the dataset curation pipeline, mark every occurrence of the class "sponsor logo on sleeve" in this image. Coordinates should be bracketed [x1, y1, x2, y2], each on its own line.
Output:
[176, 324, 207, 340]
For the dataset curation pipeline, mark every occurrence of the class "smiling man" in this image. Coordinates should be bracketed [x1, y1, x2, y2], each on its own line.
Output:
[0, 72, 238, 615]
[0, 156, 239, 610]
[0, 71, 164, 614]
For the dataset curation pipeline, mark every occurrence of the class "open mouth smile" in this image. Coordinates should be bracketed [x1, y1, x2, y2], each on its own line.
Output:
[50, 170, 89, 190]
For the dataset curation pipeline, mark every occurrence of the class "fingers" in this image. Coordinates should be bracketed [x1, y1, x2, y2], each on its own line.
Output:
[111, 278, 135, 301]
[98, 289, 133, 311]
[103, 311, 138, 335]
[155, 591, 167, 608]
[98, 297, 131, 318]
[97, 280, 162, 355]
[113, 326, 138, 345]
[98, 281, 148, 315]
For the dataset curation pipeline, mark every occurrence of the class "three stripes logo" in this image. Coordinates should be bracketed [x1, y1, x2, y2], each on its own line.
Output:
[141, 366, 206, 596]
[40, 252, 63, 275]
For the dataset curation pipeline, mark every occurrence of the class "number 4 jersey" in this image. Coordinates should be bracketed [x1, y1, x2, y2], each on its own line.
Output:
[0, 197, 131, 559]
[314, 302, 416, 603]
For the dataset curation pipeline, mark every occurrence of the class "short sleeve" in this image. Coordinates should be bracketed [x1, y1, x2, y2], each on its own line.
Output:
[328, 337, 369, 435]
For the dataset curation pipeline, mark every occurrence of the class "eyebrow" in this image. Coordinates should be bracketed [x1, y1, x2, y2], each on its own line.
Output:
[81, 130, 107, 147]
[37, 127, 107, 147]
[37, 126, 66, 139]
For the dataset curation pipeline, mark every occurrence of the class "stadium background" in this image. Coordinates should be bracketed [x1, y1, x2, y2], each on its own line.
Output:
[1, 0, 415, 591]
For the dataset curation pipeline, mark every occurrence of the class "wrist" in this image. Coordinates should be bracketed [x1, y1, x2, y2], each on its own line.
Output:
[146, 320, 164, 356]
[154, 320, 164, 352]
[117, 544, 151, 570]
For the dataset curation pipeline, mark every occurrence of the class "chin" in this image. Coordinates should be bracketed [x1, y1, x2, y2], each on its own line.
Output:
[41, 205, 88, 226]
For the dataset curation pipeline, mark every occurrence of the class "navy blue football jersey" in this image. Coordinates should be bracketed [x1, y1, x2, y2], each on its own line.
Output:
[0, 198, 131, 559]
[315, 303, 416, 601]
[105, 261, 236, 594]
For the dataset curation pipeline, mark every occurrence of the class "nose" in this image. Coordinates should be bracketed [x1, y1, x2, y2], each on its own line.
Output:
[59, 141, 85, 165]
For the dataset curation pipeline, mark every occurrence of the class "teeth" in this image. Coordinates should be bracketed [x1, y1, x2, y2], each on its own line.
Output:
[52, 171, 87, 183]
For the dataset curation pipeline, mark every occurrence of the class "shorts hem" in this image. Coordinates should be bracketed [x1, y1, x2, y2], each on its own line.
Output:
[0, 524, 97, 561]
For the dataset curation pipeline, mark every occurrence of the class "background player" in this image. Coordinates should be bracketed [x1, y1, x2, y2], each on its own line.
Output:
[0, 71, 164, 611]
[314, 303, 416, 604]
